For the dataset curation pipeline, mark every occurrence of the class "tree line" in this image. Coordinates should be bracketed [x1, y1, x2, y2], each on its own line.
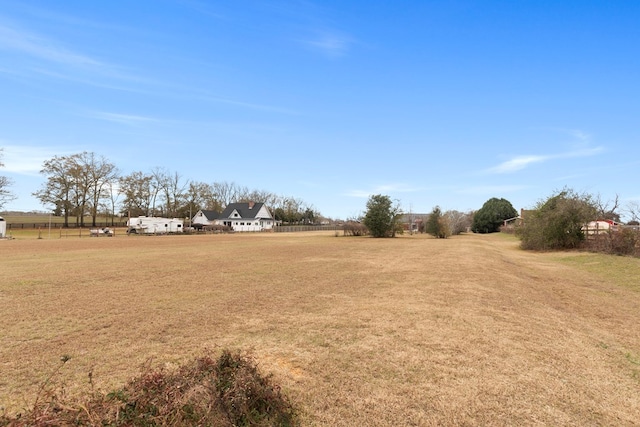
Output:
[359, 190, 639, 256]
[1, 150, 320, 227]
[360, 194, 478, 239]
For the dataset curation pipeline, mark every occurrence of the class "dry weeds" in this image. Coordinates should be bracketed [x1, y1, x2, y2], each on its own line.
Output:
[1, 232, 639, 426]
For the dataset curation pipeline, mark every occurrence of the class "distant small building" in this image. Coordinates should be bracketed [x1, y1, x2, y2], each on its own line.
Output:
[583, 219, 621, 236]
[398, 213, 429, 233]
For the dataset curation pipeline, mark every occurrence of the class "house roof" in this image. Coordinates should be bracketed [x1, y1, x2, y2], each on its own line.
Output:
[220, 202, 272, 220]
[398, 213, 430, 223]
[199, 210, 221, 220]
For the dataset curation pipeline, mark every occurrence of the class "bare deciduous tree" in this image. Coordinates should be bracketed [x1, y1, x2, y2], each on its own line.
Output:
[119, 171, 154, 217]
[33, 154, 78, 227]
[212, 181, 239, 208]
[152, 167, 187, 218]
[83, 152, 118, 227]
[626, 201, 640, 223]
[33, 152, 118, 227]
[444, 210, 473, 235]
[595, 193, 621, 222]
[0, 148, 16, 210]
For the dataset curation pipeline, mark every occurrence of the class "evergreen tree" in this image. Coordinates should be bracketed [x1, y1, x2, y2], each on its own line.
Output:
[472, 197, 517, 233]
[362, 194, 401, 238]
[426, 206, 449, 238]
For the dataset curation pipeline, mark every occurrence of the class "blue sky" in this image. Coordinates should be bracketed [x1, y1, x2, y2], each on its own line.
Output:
[1, 1, 639, 220]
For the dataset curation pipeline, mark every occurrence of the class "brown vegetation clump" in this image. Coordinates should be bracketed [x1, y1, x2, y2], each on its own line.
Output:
[342, 220, 368, 236]
[585, 229, 640, 257]
[0, 351, 297, 427]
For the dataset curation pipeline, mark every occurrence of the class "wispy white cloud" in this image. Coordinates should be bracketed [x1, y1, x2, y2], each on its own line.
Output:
[344, 183, 420, 198]
[31, 65, 150, 92]
[0, 22, 102, 68]
[485, 146, 604, 174]
[178, 0, 227, 20]
[198, 95, 301, 115]
[456, 185, 531, 195]
[0, 20, 147, 89]
[301, 29, 354, 58]
[0, 143, 70, 175]
[344, 189, 371, 198]
[487, 155, 547, 173]
[88, 111, 159, 126]
[533, 127, 592, 142]
[565, 128, 591, 142]
[376, 184, 420, 193]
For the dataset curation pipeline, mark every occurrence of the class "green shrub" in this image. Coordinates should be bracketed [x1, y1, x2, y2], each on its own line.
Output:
[362, 194, 401, 238]
[472, 198, 517, 234]
[518, 189, 596, 250]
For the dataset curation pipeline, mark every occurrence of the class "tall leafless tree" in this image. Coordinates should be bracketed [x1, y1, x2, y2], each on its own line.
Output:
[152, 168, 187, 218]
[33, 152, 118, 227]
[81, 152, 119, 227]
[0, 148, 16, 210]
[33, 154, 77, 227]
[119, 171, 155, 217]
[595, 193, 621, 222]
[626, 201, 640, 223]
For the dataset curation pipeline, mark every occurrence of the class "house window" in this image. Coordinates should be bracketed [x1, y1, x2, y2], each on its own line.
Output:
[241, 222, 245, 225]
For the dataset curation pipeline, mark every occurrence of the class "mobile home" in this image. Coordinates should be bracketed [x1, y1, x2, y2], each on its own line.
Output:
[127, 216, 184, 234]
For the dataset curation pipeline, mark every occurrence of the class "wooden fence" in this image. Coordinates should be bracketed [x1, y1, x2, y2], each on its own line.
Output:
[7, 221, 128, 230]
[274, 225, 342, 233]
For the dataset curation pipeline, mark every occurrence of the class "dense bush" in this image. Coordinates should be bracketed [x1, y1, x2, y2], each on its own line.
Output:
[0, 350, 297, 427]
[518, 189, 597, 250]
[343, 221, 369, 236]
[472, 198, 517, 233]
[586, 228, 640, 256]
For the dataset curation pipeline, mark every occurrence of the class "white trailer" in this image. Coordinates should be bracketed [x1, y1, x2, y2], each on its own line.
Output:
[0, 216, 6, 238]
[127, 216, 184, 234]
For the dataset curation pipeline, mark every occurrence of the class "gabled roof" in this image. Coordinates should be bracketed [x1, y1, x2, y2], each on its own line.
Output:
[220, 202, 271, 219]
[199, 210, 221, 220]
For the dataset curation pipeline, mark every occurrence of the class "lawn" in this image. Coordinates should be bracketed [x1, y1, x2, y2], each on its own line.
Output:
[1, 232, 639, 425]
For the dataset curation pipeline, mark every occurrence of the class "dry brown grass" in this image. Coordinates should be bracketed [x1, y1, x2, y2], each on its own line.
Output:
[1, 232, 639, 426]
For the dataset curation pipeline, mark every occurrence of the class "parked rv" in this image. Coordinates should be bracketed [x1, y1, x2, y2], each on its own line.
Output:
[126, 216, 184, 234]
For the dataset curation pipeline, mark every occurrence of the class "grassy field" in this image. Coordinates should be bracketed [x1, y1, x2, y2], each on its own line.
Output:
[1, 232, 639, 425]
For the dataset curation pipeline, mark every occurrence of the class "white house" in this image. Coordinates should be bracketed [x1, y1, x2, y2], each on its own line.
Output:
[192, 202, 275, 232]
[191, 210, 221, 229]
